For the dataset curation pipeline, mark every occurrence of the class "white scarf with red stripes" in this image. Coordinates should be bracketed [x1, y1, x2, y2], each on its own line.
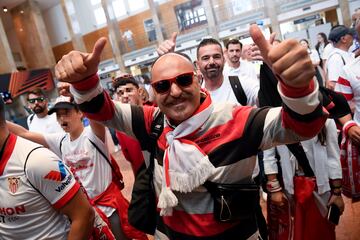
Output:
[157, 94, 215, 216]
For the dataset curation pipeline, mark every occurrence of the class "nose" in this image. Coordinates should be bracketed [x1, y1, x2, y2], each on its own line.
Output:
[169, 82, 182, 97]
[209, 57, 215, 64]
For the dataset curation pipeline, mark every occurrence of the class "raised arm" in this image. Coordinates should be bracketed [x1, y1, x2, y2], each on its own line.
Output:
[55, 38, 157, 141]
[6, 121, 48, 147]
[250, 24, 327, 142]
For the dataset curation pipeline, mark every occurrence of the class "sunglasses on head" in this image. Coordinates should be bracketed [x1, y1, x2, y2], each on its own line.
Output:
[28, 97, 45, 104]
[151, 72, 194, 94]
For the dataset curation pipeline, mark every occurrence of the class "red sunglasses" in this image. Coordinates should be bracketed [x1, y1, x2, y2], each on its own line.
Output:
[151, 72, 194, 94]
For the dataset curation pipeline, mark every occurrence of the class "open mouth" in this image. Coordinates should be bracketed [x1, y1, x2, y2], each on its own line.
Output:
[61, 123, 68, 127]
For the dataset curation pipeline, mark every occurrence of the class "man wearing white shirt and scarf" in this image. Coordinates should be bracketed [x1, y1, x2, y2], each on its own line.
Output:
[55, 25, 327, 239]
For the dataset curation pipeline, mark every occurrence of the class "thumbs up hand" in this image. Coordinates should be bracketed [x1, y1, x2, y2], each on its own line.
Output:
[250, 25, 315, 88]
[157, 32, 178, 55]
[55, 37, 107, 83]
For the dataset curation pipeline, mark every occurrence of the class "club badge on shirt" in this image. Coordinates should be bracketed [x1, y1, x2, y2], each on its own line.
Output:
[8, 177, 20, 194]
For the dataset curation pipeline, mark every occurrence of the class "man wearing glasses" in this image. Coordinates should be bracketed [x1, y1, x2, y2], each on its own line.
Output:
[26, 88, 63, 133]
[55, 25, 327, 239]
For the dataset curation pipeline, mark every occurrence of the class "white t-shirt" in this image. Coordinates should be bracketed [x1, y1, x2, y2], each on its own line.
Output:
[27, 113, 64, 134]
[216, 62, 259, 107]
[335, 57, 360, 123]
[45, 127, 114, 216]
[326, 48, 354, 83]
[322, 43, 334, 60]
[203, 72, 260, 177]
[0, 135, 79, 240]
[263, 119, 341, 194]
[308, 49, 320, 65]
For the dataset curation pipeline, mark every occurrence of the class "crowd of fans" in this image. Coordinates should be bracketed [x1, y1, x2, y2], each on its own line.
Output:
[1, 8, 360, 240]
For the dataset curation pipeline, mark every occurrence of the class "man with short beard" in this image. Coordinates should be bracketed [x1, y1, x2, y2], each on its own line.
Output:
[157, 36, 259, 106]
[26, 88, 63, 133]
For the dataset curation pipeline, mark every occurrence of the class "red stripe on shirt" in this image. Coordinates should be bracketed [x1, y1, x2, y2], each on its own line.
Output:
[162, 209, 237, 237]
[143, 106, 157, 135]
[279, 79, 315, 98]
[337, 77, 351, 87]
[53, 183, 80, 209]
[195, 106, 252, 154]
[281, 107, 328, 138]
[84, 93, 115, 121]
[72, 74, 99, 91]
[0, 134, 17, 176]
[342, 93, 354, 101]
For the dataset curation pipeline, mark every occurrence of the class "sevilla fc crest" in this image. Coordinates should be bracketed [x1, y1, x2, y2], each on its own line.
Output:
[8, 177, 20, 194]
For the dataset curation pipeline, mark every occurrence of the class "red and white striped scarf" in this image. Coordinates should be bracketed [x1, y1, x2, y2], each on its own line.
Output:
[157, 93, 216, 216]
[340, 120, 360, 199]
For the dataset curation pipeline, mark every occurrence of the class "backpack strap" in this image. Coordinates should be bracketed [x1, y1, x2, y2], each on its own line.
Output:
[327, 52, 346, 66]
[27, 114, 35, 128]
[148, 112, 164, 171]
[286, 143, 315, 177]
[229, 76, 247, 106]
[24, 146, 47, 198]
[88, 138, 124, 187]
[59, 135, 67, 156]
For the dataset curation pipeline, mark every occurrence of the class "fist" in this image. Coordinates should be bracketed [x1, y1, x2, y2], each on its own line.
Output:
[55, 37, 107, 83]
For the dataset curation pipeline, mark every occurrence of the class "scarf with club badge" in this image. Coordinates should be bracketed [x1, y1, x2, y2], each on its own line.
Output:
[157, 92, 216, 216]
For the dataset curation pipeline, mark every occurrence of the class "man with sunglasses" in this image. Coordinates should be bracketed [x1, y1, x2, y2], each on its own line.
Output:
[26, 88, 63, 134]
[55, 24, 327, 239]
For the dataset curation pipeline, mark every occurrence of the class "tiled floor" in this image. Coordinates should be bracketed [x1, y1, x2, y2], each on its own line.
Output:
[113, 150, 360, 240]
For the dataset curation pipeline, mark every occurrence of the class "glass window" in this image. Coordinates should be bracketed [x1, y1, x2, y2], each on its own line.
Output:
[154, 0, 168, 3]
[91, 0, 101, 5]
[175, 0, 207, 31]
[65, 0, 76, 15]
[232, 0, 264, 15]
[128, 0, 147, 13]
[94, 7, 106, 26]
[144, 19, 157, 42]
[112, 0, 127, 18]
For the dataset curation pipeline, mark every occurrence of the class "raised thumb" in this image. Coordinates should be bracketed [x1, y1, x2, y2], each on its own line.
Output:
[250, 24, 271, 58]
[170, 32, 178, 44]
[88, 37, 107, 63]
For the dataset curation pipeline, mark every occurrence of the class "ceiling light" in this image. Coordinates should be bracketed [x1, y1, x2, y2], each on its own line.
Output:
[3, 6, 8, 13]
[20, 10, 24, 14]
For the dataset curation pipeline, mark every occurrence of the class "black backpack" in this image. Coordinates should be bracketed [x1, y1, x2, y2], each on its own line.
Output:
[128, 112, 164, 234]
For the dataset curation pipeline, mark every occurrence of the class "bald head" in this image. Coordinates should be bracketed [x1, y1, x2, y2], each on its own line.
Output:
[152, 52, 195, 80]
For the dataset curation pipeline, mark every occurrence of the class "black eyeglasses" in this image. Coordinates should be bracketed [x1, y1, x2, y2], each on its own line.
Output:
[151, 72, 194, 94]
[28, 97, 45, 104]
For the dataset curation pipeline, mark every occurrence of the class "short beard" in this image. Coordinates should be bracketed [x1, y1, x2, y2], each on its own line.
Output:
[33, 106, 45, 114]
[230, 57, 239, 65]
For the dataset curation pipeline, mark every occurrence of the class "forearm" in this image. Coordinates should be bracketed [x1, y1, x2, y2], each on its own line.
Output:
[7, 120, 28, 136]
[337, 113, 353, 126]
[6, 121, 48, 147]
[67, 215, 94, 240]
